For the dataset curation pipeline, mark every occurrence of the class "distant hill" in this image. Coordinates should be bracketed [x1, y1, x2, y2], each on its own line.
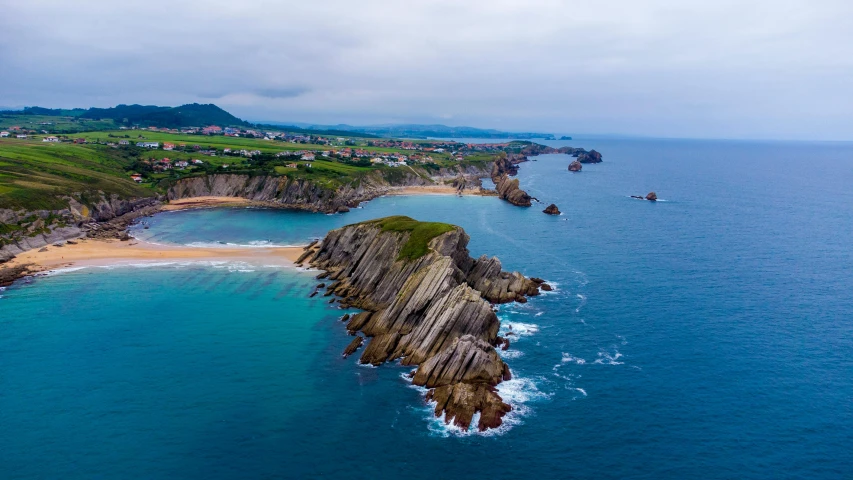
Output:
[288, 123, 555, 140]
[81, 103, 250, 128]
[2, 103, 250, 129]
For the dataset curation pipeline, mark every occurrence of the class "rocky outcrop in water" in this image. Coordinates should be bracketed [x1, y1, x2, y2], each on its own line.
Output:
[490, 155, 533, 207]
[307, 216, 542, 431]
[577, 150, 603, 164]
[631, 192, 658, 201]
[568, 160, 582, 172]
[543, 204, 561, 215]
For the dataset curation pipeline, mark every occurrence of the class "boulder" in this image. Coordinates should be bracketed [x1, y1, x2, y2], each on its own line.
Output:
[568, 160, 582, 172]
[543, 204, 561, 215]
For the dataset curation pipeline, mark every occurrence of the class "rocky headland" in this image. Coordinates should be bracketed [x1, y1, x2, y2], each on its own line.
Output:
[305, 216, 547, 431]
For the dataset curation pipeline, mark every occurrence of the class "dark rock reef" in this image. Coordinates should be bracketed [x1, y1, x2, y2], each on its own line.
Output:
[631, 192, 658, 201]
[568, 160, 583, 172]
[543, 204, 561, 215]
[307, 216, 543, 431]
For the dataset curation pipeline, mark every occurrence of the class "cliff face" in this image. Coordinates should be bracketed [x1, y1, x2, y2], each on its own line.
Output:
[0, 194, 160, 256]
[308, 217, 543, 431]
[168, 165, 490, 214]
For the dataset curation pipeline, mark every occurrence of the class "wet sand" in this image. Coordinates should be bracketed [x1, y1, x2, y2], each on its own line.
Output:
[5, 238, 305, 275]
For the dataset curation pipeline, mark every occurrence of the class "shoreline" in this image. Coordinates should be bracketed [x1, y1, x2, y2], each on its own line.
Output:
[0, 182, 498, 286]
[2, 238, 306, 283]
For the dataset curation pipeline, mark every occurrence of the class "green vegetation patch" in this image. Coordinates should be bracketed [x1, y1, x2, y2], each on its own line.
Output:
[362, 215, 457, 261]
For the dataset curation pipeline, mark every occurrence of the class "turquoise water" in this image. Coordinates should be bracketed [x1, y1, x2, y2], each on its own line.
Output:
[2, 138, 852, 478]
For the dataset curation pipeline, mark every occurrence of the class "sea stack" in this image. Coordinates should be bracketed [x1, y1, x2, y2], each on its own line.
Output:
[577, 150, 603, 164]
[543, 204, 561, 215]
[645, 192, 657, 201]
[307, 216, 544, 431]
[491, 155, 533, 207]
[568, 160, 582, 172]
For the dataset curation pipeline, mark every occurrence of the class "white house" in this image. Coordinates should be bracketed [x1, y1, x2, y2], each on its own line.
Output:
[16, 134, 27, 139]
[43, 136, 60, 143]
[136, 142, 159, 148]
[0, 132, 9, 137]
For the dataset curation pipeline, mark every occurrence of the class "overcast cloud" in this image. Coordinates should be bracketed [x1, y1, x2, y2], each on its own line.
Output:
[1, 0, 851, 139]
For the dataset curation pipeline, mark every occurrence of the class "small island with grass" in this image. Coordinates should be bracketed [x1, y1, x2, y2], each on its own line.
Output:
[303, 216, 549, 431]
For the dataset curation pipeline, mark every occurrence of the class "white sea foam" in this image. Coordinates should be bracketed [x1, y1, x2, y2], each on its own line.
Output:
[575, 293, 587, 313]
[422, 375, 550, 438]
[499, 321, 539, 338]
[593, 348, 624, 365]
[44, 266, 88, 276]
[560, 352, 587, 365]
[498, 349, 524, 359]
[184, 241, 301, 249]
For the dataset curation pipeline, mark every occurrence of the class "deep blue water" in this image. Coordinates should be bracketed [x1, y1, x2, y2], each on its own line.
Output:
[2, 138, 852, 478]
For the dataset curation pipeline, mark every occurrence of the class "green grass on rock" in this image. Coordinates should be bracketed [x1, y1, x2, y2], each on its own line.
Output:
[361, 215, 457, 261]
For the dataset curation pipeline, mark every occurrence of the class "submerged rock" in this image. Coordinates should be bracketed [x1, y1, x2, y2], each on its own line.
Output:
[568, 160, 582, 172]
[543, 204, 561, 215]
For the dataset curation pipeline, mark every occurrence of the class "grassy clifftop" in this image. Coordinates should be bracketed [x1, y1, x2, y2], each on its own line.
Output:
[0, 139, 153, 210]
[362, 216, 457, 260]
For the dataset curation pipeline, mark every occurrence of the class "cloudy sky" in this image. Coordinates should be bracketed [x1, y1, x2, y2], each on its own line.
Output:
[1, 0, 851, 140]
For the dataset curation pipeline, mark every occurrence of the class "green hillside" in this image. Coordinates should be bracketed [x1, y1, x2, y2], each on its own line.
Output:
[81, 103, 249, 128]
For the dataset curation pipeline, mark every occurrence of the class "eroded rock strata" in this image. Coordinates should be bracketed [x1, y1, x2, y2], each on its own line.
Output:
[490, 155, 533, 207]
[308, 216, 542, 431]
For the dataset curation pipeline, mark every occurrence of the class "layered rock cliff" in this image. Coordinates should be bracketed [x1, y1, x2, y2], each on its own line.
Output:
[0, 194, 160, 256]
[307, 216, 544, 431]
[167, 165, 490, 214]
[490, 154, 533, 207]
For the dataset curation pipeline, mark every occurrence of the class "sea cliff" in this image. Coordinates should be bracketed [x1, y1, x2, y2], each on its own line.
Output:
[306, 216, 546, 431]
[167, 165, 489, 213]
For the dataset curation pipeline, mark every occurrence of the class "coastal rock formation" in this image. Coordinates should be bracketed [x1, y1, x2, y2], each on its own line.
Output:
[494, 177, 532, 207]
[577, 150, 603, 164]
[490, 155, 533, 207]
[167, 164, 490, 214]
[307, 216, 542, 431]
[568, 160, 582, 172]
[543, 204, 561, 215]
[631, 192, 658, 201]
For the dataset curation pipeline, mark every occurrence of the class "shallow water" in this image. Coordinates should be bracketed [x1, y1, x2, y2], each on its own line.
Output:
[2, 137, 852, 478]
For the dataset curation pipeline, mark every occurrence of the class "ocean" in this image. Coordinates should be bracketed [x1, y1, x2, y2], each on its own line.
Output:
[2, 137, 852, 479]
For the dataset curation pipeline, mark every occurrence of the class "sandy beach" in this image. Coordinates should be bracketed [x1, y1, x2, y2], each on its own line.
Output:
[160, 196, 253, 211]
[4, 238, 306, 276]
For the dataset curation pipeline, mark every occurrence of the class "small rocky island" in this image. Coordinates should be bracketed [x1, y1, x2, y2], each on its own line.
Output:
[303, 216, 546, 431]
[568, 160, 582, 172]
